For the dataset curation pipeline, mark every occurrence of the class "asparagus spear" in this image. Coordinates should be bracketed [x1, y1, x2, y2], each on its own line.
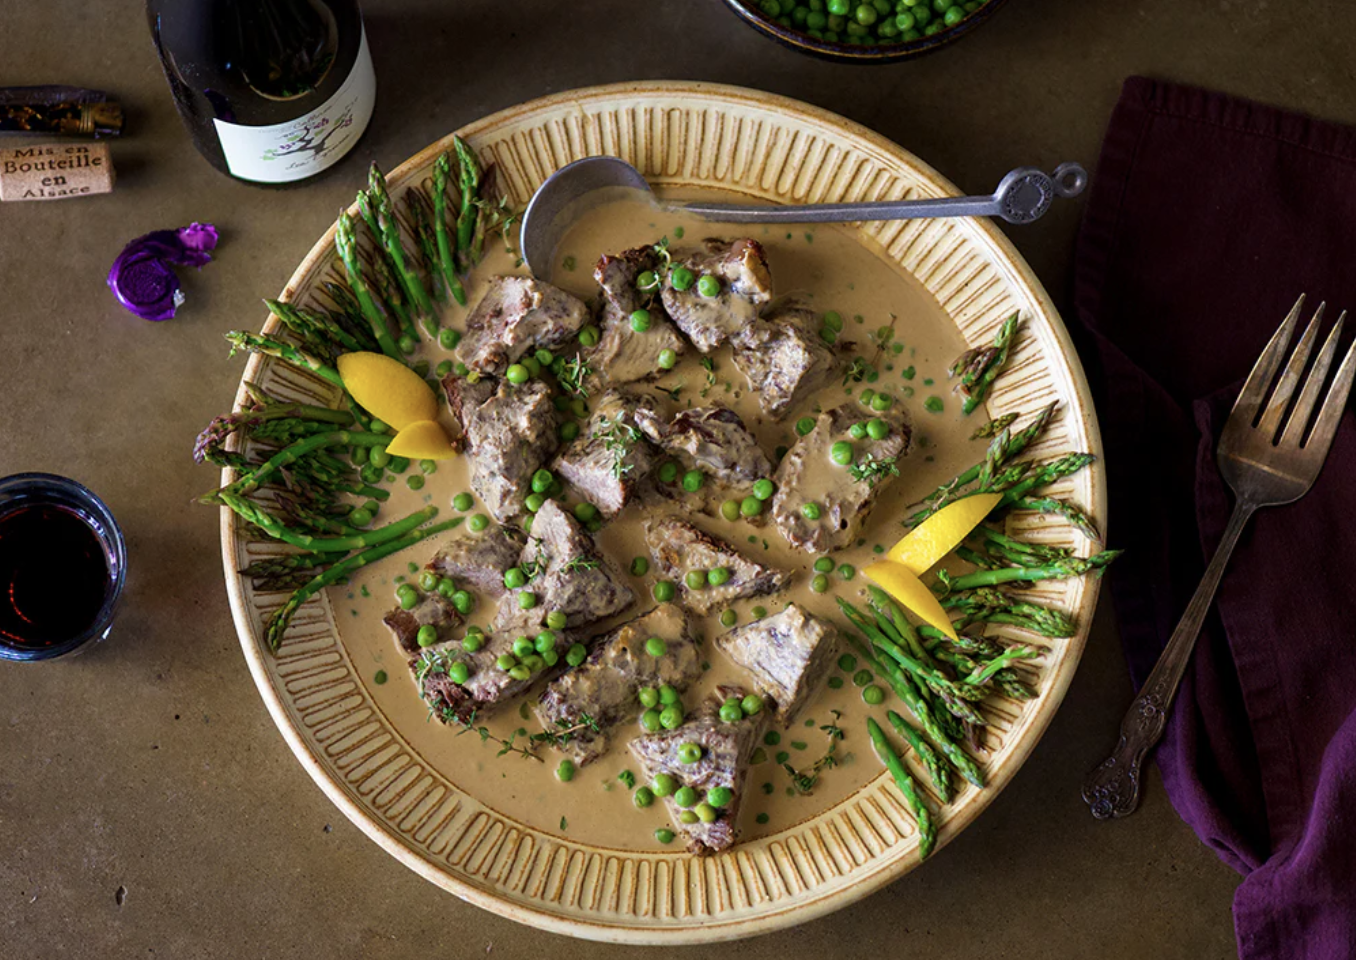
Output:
[403, 187, 446, 312]
[368, 164, 434, 320]
[937, 548, 1122, 594]
[239, 551, 333, 579]
[266, 517, 463, 651]
[970, 412, 1017, 440]
[950, 312, 1019, 415]
[940, 591, 1076, 638]
[995, 453, 1097, 509]
[318, 280, 381, 353]
[1014, 495, 1102, 541]
[220, 496, 437, 554]
[265, 298, 365, 355]
[358, 242, 418, 345]
[839, 600, 985, 707]
[224, 331, 344, 389]
[965, 645, 1040, 686]
[220, 430, 389, 499]
[334, 211, 404, 360]
[866, 717, 936, 859]
[847, 635, 986, 788]
[907, 401, 1058, 525]
[453, 136, 481, 263]
[886, 710, 952, 804]
[193, 401, 353, 464]
[431, 151, 468, 306]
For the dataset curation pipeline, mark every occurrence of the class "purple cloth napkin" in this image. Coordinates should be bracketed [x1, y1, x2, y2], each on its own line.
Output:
[1074, 77, 1356, 958]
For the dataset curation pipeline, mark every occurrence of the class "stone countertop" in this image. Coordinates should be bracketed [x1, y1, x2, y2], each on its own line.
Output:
[10, 0, 1337, 956]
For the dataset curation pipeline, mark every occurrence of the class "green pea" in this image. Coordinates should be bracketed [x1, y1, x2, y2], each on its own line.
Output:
[629, 309, 652, 333]
[830, 441, 854, 465]
[853, 669, 874, 687]
[415, 571, 437, 592]
[653, 580, 676, 602]
[511, 635, 533, 659]
[578, 325, 600, 347]
[659, 703, 684, 730]
[396, 584, 418, 610]
[565, 643, 588, 667]
[629, 556, 650, 577]
[775, 751, 790, 764]
[670, 266, 695, 291]
[652, 773, 678, 797]
[752, 605, 768, 619]
[546, 610, 567, 630]
[859, 388, 876, 406]
[795, 416, 816, 437]
[633, 786, 656, 808]
[677, 742, 703, 764]
[810, 557, 835, 575]
[801, 502, 822, 521]
[827, 0, 849, 13]
[496, 654, 516, 671]
[862, 684, 886, 705]
[529, 468, 553, 494]
[416, 624, 438, 648]
[504, 363, 529, 385]
[849, 422, 868, 440]
[674, 785, 699, 808]
[533, 348, 554, 366]
[943, 3, 964, 24]
[508, 664, 532, 681]
[534, 631, 557, 654]
[811, 574, 829, 593]
[518, 592, 537, 610]
[556, 760, 575, 783]
[681, 470, 705, 493]
[640, 709, 663, 732]
[720, 609, 737, 628]
[720, 499, 741, 521]
[452, 493, 474, 512]
[820, 327, 838, 345]
[657, 461, 680, 484]
[871, 392, 894, 411]
[388, 455, 409, 475]
[461, 633, 484, 653]
[678, 810, 699, 825]
[524, 493, 545, 513]
[406, 475, 425, 492]
[349, 507, 373, 527]
[697, 274, 721, 297]
[645, 636, 668, 657]
[822, 310, 843, 332]
[504, 567, 526, 590]
[707, 566, 732, 587]
[685, 570, 707, 590]
[449, 661, 470, 685]
[658, 684, 680, 705]
[437, 577, 457, 598]
[655, 828, 676, 844]
[638, 687, 660, 709]
[438, 328, 461, 350]
[828, 676, 845, 689]
[468, 514, 489, 532]
[694, 802, 718, 823]
[369, 446, 392, 469]
[741, 694, 763, 717]
[573, 502, 599, 523]
[838, 563, 857, 581]
[707, 786, 733, 808]
[719, 701, 743, 722]
[657, 348, 677, 370]
[752, 479, 776, 501]
[740, 496, 763, 518]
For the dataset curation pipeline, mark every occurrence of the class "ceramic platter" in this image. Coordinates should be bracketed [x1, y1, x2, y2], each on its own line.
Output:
[221, 81, 1106, 943]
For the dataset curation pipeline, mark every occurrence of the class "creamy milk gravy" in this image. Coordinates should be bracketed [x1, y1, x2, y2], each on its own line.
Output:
[336, 190, 987, 850]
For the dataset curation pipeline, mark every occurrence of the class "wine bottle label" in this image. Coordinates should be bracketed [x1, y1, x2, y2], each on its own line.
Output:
[212, 28, 375, 184]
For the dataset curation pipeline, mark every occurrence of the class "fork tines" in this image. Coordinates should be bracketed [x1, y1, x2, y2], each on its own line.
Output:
[1232, 294, 1356, 454]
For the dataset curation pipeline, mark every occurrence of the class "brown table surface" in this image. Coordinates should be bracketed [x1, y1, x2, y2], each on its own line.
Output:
[11, 1, 1350, 956]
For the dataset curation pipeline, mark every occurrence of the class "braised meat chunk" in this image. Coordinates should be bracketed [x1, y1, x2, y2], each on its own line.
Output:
[588, 247, 688, 386]
[771, 400, 912, 553]
[635, 405, 773, 487]
[661, 239, 773, 352]
[644, 516, 791, 616]
[443, 375, 559, 524]
[716, 603, 838, 725]
[731, 298, 838, 421]
[629, 687, 762, 855]
[383, 594, 461, 656]
[535, 603, 701, 766]
[458, 276, 590, 374]
[418, 500, 634, 724]
[424, 528, 524, 598]
[551, 390, 659, 519]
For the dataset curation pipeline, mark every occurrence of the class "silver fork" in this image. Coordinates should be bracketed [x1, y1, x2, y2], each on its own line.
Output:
[1082, 294, 1356, 819]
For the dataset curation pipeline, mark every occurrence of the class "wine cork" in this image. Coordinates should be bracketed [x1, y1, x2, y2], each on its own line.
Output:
[0, 141, 114, 201]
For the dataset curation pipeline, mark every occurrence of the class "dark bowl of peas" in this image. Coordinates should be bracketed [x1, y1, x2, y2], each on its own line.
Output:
[722, 0, 1010, 63]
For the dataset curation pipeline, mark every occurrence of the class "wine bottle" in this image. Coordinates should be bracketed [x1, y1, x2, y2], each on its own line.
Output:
[146, 0, 375, 184]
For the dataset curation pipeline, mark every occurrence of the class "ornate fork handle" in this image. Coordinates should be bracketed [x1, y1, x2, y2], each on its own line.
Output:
[1082, 501, 1256, 819]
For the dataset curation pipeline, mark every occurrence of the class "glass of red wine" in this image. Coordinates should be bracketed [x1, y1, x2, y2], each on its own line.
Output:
[0, 473, 126, 662]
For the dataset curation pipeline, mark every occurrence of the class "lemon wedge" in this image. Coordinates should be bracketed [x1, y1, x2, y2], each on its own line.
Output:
[887, 493, 1002, 576]
[336, 351, 438, 430]
[384, 419, 456, 460]
[863, 560, 959, 641]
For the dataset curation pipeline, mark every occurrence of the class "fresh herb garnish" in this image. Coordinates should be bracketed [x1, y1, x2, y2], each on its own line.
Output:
[700, 357, 716, 398]
[655, 383, 684, 402]
[560, 816, 568, 830]
[842, 357, 870, 387]
[519, 557, 546, 582]
[783, 710, 845, 795]
[472, 195, 522, 261]
[563, 555, 601, 573]
[529, 713, 601, 750]
[593, 415, 643, 479]
[443, 708, 544, 762]
[557, 352, 592, 398]
[849, 453, 901, 488]
[618, 770, 636, 789]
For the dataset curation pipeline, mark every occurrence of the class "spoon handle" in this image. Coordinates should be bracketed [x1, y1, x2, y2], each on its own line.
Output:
[674, 162, 1087, 226]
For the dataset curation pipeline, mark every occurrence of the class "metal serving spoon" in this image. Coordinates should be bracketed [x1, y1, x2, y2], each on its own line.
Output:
[520, 156, 1088, 278]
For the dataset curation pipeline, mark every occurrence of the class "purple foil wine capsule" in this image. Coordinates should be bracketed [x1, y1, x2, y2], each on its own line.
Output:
[106, 222, 219, 321]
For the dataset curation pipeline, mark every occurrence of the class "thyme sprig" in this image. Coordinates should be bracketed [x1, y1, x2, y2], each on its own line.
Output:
[783, 710, 845, 795]
[849, 453, 901, 488]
